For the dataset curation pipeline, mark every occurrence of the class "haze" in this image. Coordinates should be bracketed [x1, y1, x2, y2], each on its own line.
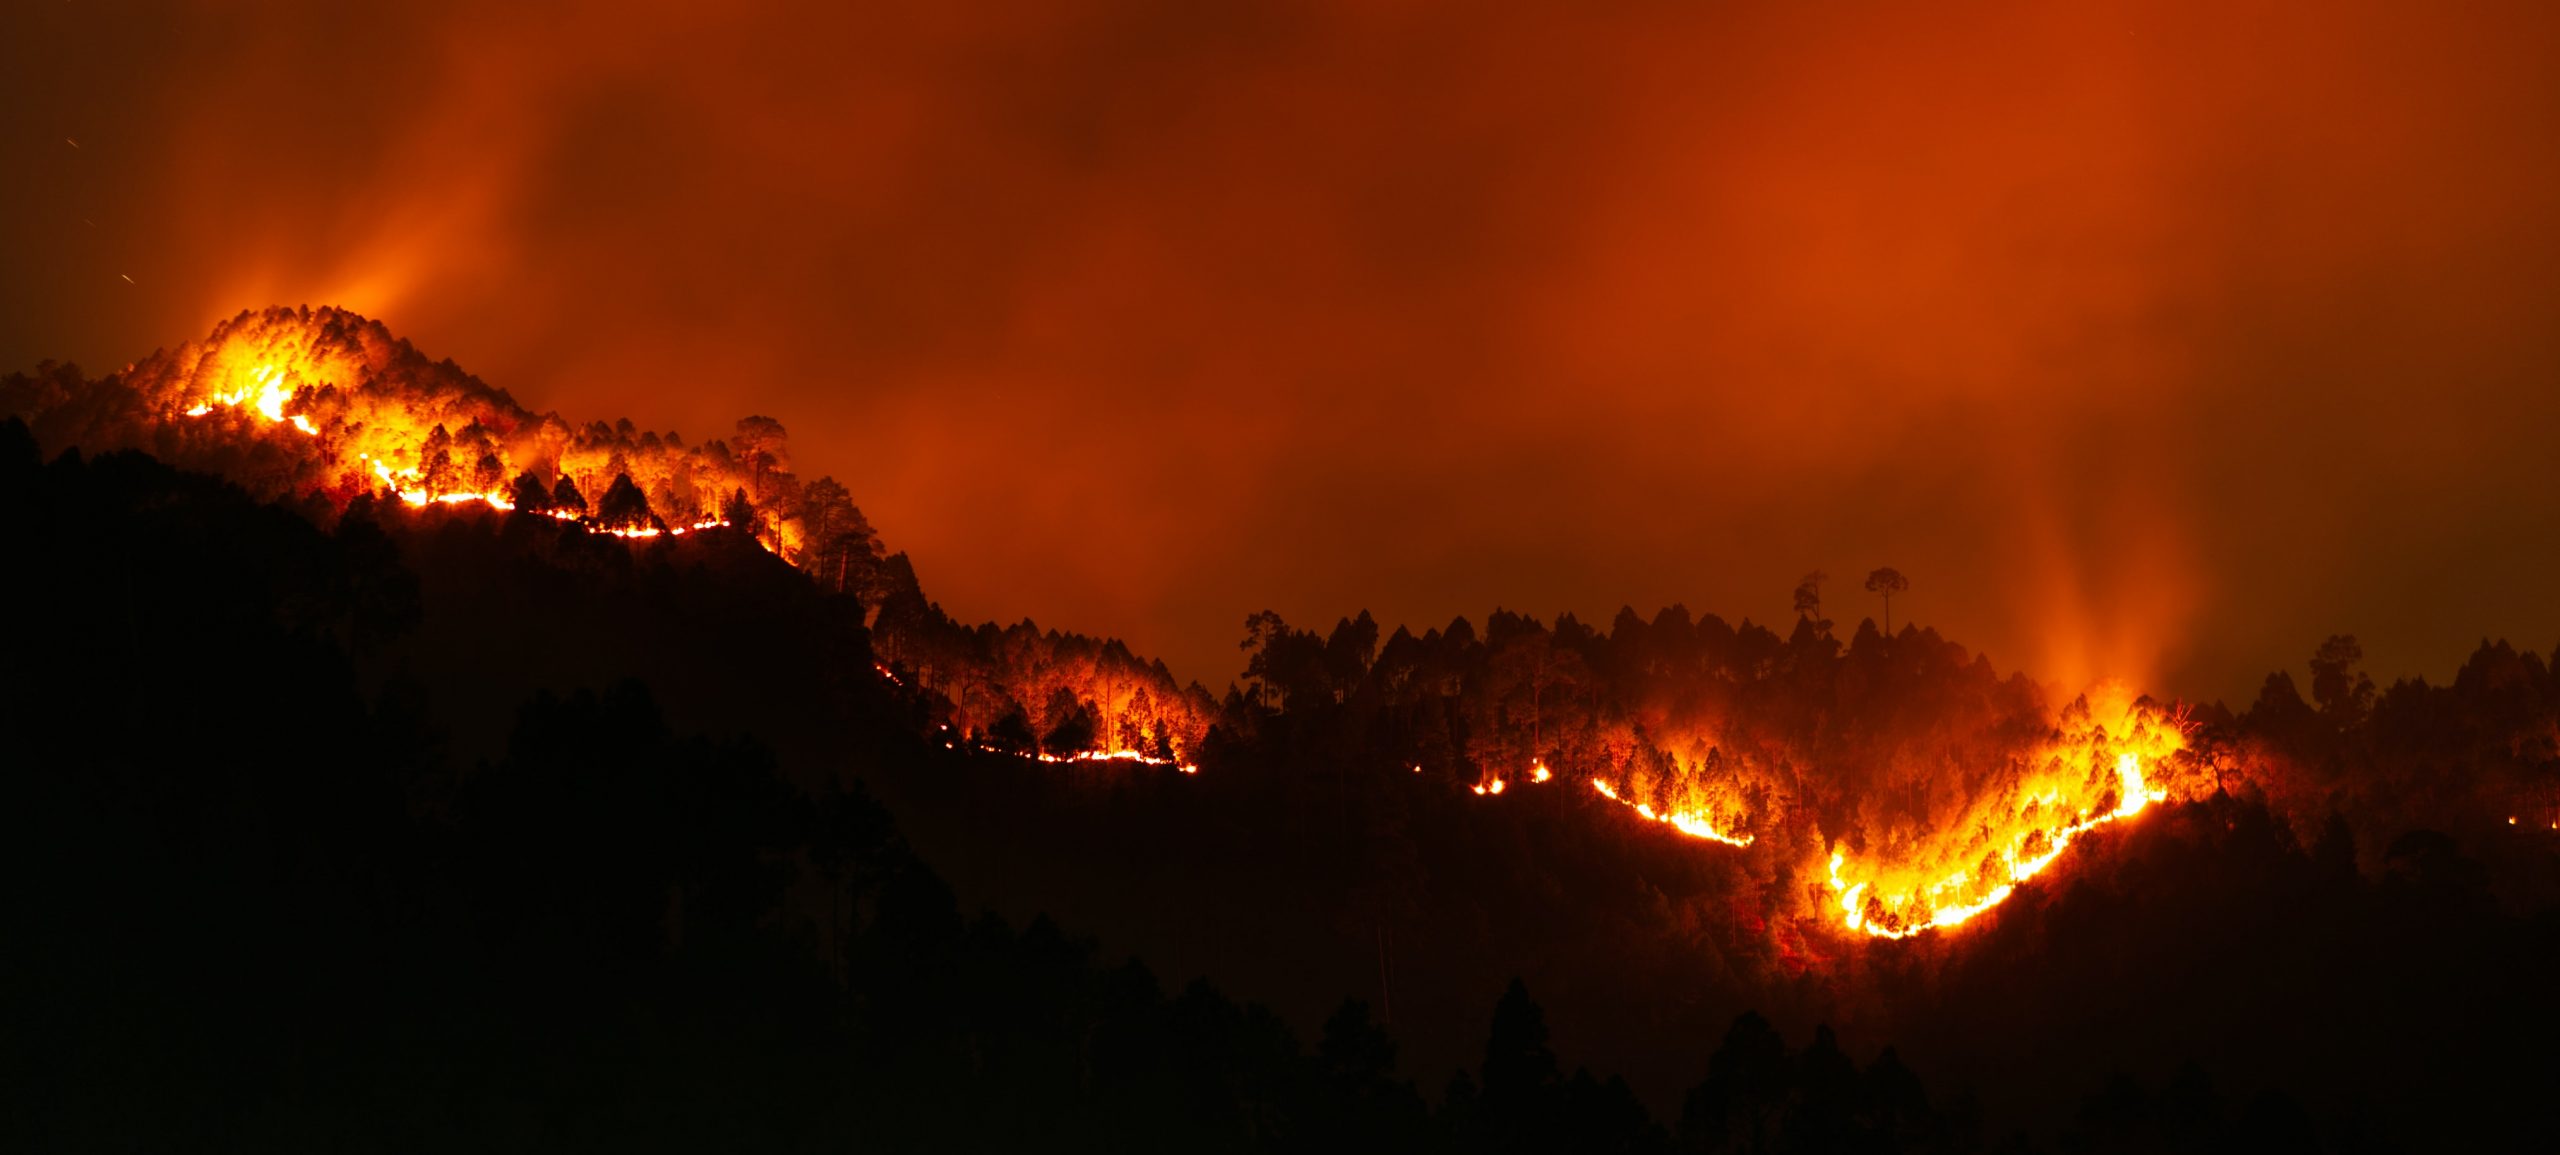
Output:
[9, 0, 2559, 701]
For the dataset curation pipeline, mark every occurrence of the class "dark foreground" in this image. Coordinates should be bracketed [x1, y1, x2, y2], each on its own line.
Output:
[5, 424, 2551, 1151]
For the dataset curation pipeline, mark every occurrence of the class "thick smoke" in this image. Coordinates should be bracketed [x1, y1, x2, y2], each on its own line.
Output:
[8, 1, 2560, 697]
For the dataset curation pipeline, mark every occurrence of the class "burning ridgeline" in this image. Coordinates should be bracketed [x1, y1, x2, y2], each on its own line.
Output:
[2, 305, 1218, 774]
[7, 306, 2241, 940]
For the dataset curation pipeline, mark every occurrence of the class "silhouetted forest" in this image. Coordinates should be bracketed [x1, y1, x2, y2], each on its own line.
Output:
[0, 419, 1998, 1150]
[2, 309, 1225, 764]
[1212, 599, 2560, 904]
[7, 412, 2557, 1150]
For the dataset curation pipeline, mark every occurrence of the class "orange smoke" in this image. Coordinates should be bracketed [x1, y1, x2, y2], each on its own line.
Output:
[14, 1, 2560, 701]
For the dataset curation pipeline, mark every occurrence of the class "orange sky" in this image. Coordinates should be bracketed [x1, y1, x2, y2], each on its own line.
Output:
[9, 0, 2560, 701]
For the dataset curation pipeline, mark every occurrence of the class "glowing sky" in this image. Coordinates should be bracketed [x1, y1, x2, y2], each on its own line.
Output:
[8, 0, 2560, 699]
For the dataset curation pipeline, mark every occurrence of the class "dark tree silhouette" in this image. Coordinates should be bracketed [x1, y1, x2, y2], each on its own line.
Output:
[1041, 696, 1098, 755]
[1792, 571, 1826, 620]
[420, 422, 458, 494]
[2307, 634, 2374, 726]
[595, 471, 658, 531]
[721, 485, 756, 532]
[7, 393, 2550, 1152]
[1241, 610, 1327, 711]
[509, 469, 553, 514]
[987, 705, 1038, 755]
[551, 472, 588, 515]
[1683, 1011, 1790, 1153]
[1864, 567, 1909, 633]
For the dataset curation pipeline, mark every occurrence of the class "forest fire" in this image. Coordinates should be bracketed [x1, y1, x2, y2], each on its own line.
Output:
[1821, 696, 2189, 939]
[89, 308, 824, 560]
[1, 307, 1220, 780]
[14, 306, 2247, 950]
[175, 350, 759, 547]
[1511, 683, 2192, 937]
[1035, 749, 1200, 774]
[939, 731, 1199, 774]
[1588, 778, 1754, 848]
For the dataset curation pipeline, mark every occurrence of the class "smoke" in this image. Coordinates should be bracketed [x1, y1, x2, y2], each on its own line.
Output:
[8, 0, 2560, 697]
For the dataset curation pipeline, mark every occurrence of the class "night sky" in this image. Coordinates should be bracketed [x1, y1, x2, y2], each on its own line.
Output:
[9, 0, 2560, 701]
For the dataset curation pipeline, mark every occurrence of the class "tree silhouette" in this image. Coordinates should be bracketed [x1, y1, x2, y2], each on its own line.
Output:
[1491, 630, 1585, 765]
[1864, 567, 1909, 633]
[2308, 633, 2374, 726]
[732, 415, 789, 498]
[1040, 687, 1098, 754]
[1470, 979, 1566, 1153]
[0, 412, 2520, 1151]
[509, 470, 552, 514]
[720, 486, 756, 534]
[595, 471, 658, 531]
[1682, 1011, 1789, 1153]
[419, 423, 458, 495]
[987, 706, 1038, 755]
[1240, 610, 1326, 711]
[794, 476, 884, 590]
[550, 473, 588, 515]
[1792, 571, 1826, 620]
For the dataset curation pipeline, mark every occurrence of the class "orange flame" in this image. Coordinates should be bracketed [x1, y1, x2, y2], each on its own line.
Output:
[183, 348, 756, 549]
[1821, 697, 2188, 939]
[1589, 778, 1754, 847]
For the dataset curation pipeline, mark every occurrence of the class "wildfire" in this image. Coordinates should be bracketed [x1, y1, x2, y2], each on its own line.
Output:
[1548, 690, 2185, 938]
[184, 356, 751, 546]
[1035, 749, 1200, 774]
[1821, 698, 2187, 939]
[937, 732, 1199, 775]
[1589, 778, 1754, 847]
[38, 307, 1216, 809]
[187, 361, 318, 435]
[120, 309, 2224, 944]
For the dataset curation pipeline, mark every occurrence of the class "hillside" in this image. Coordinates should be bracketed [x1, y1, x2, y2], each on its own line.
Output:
[9, 311, 2560, 1148]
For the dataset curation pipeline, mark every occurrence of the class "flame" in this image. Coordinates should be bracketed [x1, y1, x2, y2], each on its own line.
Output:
[1821, 700, 2186, 939]
[1560, 690, 2183, 937]
[185, 361, 320, 436]
[249, 363, 290, 422]
[1034, 749, 1200, 774]
[184, 353, 755, 548]
[134, 311, 2211, 942]
[938, 731, 1200, 774]
[1590, 778, 1754, 847]
[71, 308, 1214, 800]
